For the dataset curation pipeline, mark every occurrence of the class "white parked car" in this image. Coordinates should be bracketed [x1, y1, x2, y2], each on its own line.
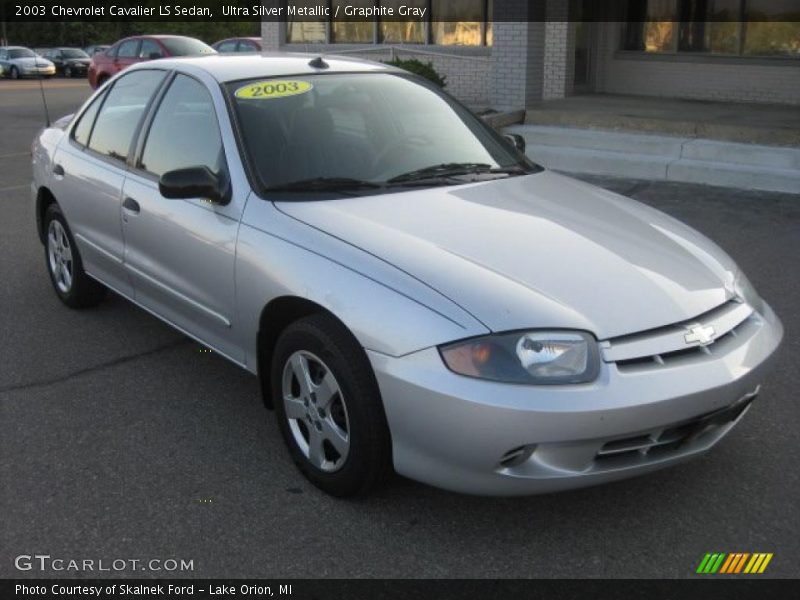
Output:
[30, 55, 783, 496]
[0, 46, 55, 78]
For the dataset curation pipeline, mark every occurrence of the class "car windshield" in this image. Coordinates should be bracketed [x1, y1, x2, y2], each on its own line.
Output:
[160, 38, 215, 56]
[229, 72, 538, 194]
[9, 48, 36, 59]
[62, 49, 89, 58]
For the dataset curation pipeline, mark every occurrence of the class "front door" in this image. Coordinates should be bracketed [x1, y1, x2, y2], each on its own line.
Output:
[120, 73, 245, 363]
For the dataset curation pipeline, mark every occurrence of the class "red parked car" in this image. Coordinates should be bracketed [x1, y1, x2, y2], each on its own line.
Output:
[212, 37, 262, 53]
[88, 35, 215, 88]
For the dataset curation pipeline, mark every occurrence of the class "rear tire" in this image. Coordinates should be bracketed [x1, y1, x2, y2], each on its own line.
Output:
[271, 314, 392, 497]
[10, 66, 19, 79]
[43, 203, 106, 308]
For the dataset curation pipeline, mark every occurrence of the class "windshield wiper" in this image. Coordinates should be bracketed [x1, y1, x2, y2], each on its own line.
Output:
[265, 177, 383, 193]
[387, 163, 526, 184]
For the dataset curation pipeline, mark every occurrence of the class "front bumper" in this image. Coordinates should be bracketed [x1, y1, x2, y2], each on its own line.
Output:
[64, 63, 88, 74]
[369, 303, 782, 496]
[21, 66, 55, 76]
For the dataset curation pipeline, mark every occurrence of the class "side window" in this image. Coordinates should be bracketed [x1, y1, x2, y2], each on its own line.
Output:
[72, 90, 107, 147]
[139, 74, 224, 179]
[116, 40, 139, 59]
[88, 70, 165, 162]
[218, 41, 238, 53]
[139, 40, 163, 59]
[239, 41, 258, 51]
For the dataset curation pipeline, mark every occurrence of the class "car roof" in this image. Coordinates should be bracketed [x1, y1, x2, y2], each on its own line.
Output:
[126, 52, 401, 83]
[119, 34, 202, 41]
[216, 37, 260, 42]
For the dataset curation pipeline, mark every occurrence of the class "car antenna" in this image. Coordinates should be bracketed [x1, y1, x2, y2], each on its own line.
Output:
[35, 53, 51, 127]
[308, 56, 329, 69]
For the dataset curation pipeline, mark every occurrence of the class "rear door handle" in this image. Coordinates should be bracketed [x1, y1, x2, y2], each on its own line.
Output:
[122, 197, 140, 214]
[53, 164, 64, 176]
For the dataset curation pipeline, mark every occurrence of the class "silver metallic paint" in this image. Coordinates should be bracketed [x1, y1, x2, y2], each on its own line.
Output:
[31, 55, 783, 496]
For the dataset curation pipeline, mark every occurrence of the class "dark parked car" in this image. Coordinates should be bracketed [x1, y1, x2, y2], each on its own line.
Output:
[212, 37, 262, 53]
[42, 47, 91, 77]
[88, 35, 215, 88]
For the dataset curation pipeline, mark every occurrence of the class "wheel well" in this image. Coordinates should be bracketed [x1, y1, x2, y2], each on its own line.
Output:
[257, 297, 333, 409]
[36, 187, 57, 243]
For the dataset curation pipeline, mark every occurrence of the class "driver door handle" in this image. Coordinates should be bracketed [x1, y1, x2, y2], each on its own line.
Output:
[122, 197, 140, 214]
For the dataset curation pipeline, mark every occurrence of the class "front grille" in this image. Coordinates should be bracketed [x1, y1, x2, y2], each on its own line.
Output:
[604, 299, 759, 372]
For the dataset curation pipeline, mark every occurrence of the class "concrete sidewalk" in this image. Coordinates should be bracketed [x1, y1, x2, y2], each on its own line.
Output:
[524, 93, 800, 147]
[507, 124, 800, 194]
[504, 94, 800, 194]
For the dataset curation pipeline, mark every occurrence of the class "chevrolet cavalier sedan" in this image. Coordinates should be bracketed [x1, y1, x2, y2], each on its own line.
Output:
[31, 55, 783, 496]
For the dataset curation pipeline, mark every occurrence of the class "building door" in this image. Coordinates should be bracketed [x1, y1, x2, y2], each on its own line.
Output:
[572, 0, 595, 92]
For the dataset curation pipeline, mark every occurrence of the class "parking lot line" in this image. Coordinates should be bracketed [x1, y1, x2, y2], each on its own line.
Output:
[0, 184, 28, 193]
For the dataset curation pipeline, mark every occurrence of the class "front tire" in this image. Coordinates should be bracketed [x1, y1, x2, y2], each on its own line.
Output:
[271, 314, 392, 497]
[43, 203, 106, 308]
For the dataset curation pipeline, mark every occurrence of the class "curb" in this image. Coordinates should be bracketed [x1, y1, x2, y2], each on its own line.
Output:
[506, 125, 800, 194]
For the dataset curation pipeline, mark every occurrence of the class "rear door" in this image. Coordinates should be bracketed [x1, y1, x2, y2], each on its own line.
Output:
[120, 72, 246, 362]
[51, 69, 166, 296]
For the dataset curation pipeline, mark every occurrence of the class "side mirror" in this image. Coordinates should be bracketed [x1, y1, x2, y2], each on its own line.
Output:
[159, 166, 229, 205]
[149, 52, 163, 60]
[504, 133, 526, 155]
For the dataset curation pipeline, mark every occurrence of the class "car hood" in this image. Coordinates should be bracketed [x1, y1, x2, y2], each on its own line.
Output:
[275, 171, 738, 339]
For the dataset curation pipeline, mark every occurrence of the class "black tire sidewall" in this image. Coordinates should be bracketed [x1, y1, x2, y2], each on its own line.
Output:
[10, 66, 19, 79]
[271, 316, 391, 497]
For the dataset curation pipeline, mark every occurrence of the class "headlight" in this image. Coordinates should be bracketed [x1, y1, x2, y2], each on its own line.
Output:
[439, 330, 600, 385]
[734, 271, 763, 313]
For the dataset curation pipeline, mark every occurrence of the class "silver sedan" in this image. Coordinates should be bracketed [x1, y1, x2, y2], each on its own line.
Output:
[31, 55, 783, 496]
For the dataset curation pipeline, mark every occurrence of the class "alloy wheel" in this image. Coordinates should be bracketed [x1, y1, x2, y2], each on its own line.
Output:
[281, 350, 350, 472]
[47, 219, 74, 293]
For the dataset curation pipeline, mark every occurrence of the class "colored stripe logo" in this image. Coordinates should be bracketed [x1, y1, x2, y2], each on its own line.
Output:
[696, 553, 773, 574]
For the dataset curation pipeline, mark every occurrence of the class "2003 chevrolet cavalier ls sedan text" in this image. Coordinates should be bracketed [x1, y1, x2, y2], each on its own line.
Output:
[31, 54, 783, 496]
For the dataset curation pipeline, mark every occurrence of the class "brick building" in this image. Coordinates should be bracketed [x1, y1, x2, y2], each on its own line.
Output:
[261, 0, 799, 109]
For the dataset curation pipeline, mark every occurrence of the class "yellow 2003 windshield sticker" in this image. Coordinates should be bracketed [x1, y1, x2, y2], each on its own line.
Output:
[235, 80, 313, 100]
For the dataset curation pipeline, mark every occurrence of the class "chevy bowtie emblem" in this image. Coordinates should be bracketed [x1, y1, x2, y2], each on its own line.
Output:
[685, 324, 716, 345]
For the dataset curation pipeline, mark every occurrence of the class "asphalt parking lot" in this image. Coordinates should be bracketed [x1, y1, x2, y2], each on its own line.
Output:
[1, 79, 798, 579]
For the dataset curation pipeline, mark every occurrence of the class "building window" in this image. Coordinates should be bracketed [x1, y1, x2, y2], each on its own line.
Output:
[379, 0, 427, 43]
[285, 0, 493, 46]
[286, 0, 326, 43]
[621, 0, 800, 57]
